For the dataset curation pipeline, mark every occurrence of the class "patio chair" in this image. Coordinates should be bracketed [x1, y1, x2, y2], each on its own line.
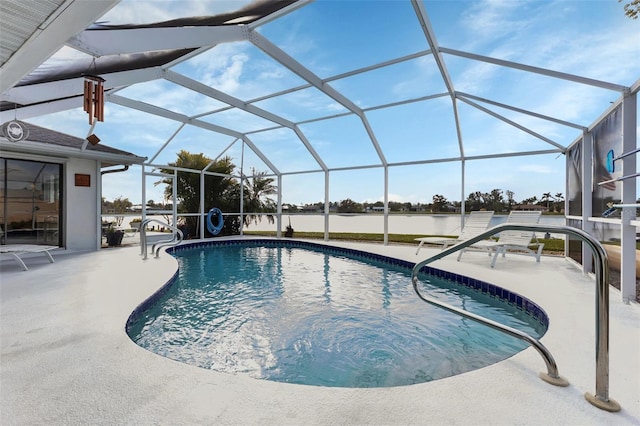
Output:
[415, 210, 494, 254]
[0, 244, 58, 271]
[457, 210, 543, 267]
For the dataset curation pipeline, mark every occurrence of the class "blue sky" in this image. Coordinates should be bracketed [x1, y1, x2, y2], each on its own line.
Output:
[29, 0, 639, 207]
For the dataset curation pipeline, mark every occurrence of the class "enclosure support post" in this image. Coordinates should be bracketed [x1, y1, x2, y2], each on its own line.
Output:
[240, 141, 245, 236]
[620, 92, 637, 303]
[324, 171, 330, 241]
[199, 170, 205, 240]
[172, 169, 178, 229]
[460, 159, 466, 228]
[97, 160, 103, 250]
[581, 131, 594, 274]
[384, 166, 389, 245]
[141, 164, 146, 224]
[277, 174, 283, 239]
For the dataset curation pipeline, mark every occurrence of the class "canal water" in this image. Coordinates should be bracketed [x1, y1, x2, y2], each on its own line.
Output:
[244, 214, 568, 238]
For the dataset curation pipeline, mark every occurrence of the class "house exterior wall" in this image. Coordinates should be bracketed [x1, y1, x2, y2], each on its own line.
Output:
[0, 151, 100, 251]
[64, 157, 99, 251]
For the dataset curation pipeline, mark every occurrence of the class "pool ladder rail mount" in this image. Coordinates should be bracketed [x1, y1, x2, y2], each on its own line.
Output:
[411, 223, 621, 412]
[139, 218, 183, 259]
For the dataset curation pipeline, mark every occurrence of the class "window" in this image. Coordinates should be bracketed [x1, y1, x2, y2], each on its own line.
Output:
[0, 158, 62, 246]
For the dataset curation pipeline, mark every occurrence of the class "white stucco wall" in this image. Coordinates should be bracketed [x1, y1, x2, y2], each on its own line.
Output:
[65, 157, 99, 251]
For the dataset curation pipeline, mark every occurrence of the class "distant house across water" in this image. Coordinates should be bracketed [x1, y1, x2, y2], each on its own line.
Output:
[514, 204, 548, 212]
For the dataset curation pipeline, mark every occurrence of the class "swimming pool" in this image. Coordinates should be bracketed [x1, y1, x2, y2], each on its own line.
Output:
[127, 239, 548, 388]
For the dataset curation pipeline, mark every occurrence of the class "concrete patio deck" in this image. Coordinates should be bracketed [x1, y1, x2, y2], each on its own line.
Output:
[1, 238, 638, 425]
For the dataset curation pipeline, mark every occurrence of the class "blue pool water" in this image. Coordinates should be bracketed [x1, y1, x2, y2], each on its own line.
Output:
[127, 240, 548, 388]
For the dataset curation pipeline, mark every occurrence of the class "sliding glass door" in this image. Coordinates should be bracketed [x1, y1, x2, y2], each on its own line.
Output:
[0, 158, 62, 246]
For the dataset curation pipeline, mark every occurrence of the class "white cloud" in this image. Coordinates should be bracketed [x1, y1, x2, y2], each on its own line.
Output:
[98, 0, 253, 25]
[459, 0, 533, 48]
[24, 1, 638, 206]
[205, 52, 249, 94]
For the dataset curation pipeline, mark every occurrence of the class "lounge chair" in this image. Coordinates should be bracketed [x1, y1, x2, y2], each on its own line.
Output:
[415, 211, 494, 254]
[0, 244, 58, 271]
[457, 211, 543, 267]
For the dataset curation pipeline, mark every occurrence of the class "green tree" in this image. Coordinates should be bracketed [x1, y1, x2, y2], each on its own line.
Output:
[337, 198, 362, 213]
[541, 192, 552, 210]
[159, 150, 237, 237]
[158, 151, 279, 237]
[102, 196, 132, 226]
[243, 167, 277, 227]
[388, 201, 404, 211]
[554, 192, 564, 213]
[487, 189, 505, 212]
[465, 191, 487, 211]
[620, 0, 639, 19]
[432, 194, 449, 212]
[505, 190, 515, 211]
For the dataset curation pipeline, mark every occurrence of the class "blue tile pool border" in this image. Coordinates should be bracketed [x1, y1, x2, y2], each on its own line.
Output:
[127, 238, 549, 334]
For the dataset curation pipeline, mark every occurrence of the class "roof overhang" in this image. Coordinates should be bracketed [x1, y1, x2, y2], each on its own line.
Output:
[0, 0, 121, 94]
[0, 139, 146, 168]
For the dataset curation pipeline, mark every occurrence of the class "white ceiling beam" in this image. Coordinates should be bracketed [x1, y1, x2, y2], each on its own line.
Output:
[209, 50, 434, 115]
[388, 149, 562, 168]
[163, 69, 328, 171]
[269, 145, 563, 177]
[458, 97, 566, 151]
[3, 67, 163, 105]
[67, 25, 247, 57]
[249, 32, 360, 112]
[241, 135, 280, 175]
[109, 93, 279, 174]
[315, 148, 563, 172]
[163, 45, 214, 69]
[108, 94, 242, 138]
[0, 97, 81, 122]
[411, 0, 455, 96]
[1, 0, 120, 94]
[463, 149, 563, 162]
[164, 70, 292, 126]
[411, 0, 466, 159]
[451, 98, 465, 158]
[249, 30, 388, 166]
[630, 78, 640, 94]
[456, 92, 586, 130]
[147, 123, 186, 165]
[325, 50, 433, 82]
[193, 50, 436, 119]
[441, 47, 629, 93]
[244, 93, 450, 135]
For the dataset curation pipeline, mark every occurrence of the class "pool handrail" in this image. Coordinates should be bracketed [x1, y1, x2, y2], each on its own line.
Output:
[411, 223, 620, 412]
[139, 218, 183, 259]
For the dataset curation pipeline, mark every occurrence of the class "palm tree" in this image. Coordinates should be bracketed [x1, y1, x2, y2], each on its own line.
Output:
[542, 192, 552, 210]
[554, 192, 564, 213]
[243, 167, 277, 227]
[158, 150, 237, 236]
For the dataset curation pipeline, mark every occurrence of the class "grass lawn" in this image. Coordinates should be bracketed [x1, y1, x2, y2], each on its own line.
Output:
[242, 230, 567, 253]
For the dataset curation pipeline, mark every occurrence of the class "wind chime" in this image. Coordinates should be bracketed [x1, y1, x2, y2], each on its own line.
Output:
[83, 75, 105, 125]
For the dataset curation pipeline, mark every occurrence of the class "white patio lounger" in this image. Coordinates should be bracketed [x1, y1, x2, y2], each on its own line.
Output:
[415, 211, 494, 254]
[0, 244, 58, 271]
[457, 211, 543, 267]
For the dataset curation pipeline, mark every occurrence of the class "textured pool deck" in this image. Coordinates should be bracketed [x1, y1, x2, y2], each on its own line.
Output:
[1, 237, 639, 425]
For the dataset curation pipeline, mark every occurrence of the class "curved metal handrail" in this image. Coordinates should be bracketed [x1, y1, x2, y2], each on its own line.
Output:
[411, 223, 620, 412]
[139, 218, 183, 259]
